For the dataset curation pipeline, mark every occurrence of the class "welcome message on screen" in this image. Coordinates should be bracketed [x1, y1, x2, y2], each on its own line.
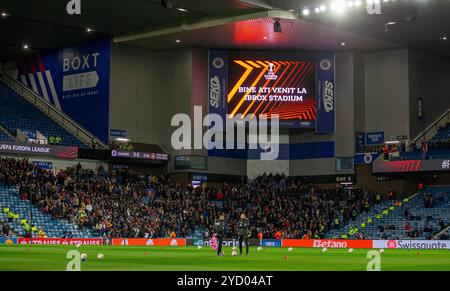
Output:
[227, 60, 316, 121]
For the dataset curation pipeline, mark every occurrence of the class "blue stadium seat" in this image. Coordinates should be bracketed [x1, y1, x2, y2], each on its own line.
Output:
[0, 185, 97, 238]
[401, 150, 450, 160]
[327, 186, 450, 240]
[0, 81, 86, 147]
[0, 128, 14, 142]
[401, 124, 450, 159]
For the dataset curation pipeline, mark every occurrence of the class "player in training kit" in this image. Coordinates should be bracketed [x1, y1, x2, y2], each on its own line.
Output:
[237, 213, 250, 255]
[213, 214, 226, 256]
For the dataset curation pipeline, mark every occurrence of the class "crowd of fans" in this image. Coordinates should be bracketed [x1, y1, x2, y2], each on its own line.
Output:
[1, 157, 382, 239]
[215, 174, 376, 239]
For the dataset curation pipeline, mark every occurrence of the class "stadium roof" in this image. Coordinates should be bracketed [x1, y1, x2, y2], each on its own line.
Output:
[1, 0, 450, 61]
[0, 0, 264, 60]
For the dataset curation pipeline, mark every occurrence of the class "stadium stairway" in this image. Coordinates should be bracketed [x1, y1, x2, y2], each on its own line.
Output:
[0, 81, 87, 147]
[430, 124, 450, 143]
[326, 187, 450, 240]
[400, 150, 450, 160]
[434, 225, 450, 239]
[400, 121, 450, 159]
[325, 194, 418, 239]
[0, 126, 14, 142]
[367, 186, 450, 240]
[0, 185, 96, 238]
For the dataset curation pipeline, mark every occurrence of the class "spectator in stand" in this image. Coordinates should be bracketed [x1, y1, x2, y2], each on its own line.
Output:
[439, 232, 449, 240]
[424, 192, 434, 208]
[274, 230, 283, 240]
[421, 140, 429, 160]
[405, 223, 412, 237]
[1, 222, 10, 237]
[387, 190, 395, 200]
[439, 219, 447, 231]
[383, 144, 389, 160]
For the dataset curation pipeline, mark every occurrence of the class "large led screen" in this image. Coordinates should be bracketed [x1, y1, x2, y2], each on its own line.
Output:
[227, 54, 316, 127]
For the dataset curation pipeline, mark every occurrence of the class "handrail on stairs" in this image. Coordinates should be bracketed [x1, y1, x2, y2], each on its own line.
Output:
[413, 108, 450, 143]
[0, 71, 108, 149]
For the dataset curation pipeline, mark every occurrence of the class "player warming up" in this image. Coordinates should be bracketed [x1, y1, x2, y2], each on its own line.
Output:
[213, 214, 226, 256]
[238, 213, 250, 255]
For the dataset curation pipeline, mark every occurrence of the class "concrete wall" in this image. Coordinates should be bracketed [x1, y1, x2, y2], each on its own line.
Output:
[364, 49, 410, 141]
[208, 157, 247, 176]
[290, 51, 358, 176]
[109, 46, 449, 180]
[110, 44, 247, 176]
[354, 52, 365, 132]
[109, 44, 193, 171]
[355, 164, 416, 196]
[247, 129, 290, 179]
[409, 49, 450, 139]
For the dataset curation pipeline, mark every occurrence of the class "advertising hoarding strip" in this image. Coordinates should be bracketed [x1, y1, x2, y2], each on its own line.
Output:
[12, 238, 450, 250]
[372, 158, 450, 173]
[373, 240, 450, 250]
[17, 238, 103, 245]
[111, 238, 186, 246]
[281, 239, 374, 249]
[0, 237, 17, 244]
[0, 141, 78, 158]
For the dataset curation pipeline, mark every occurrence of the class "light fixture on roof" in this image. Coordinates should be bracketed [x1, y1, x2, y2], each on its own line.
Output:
[441, 36, 448, 41]
[22, 44, 29, 49]
[384, 21, 396, 32]
[354, 0, 362, 7]
[86, 27, 94, 33]
[330, 0, 347, 14]
[160, 0, 173, 9]
[288, 9, 295, 12]
[385, 140, 399, 144]
[302, 8, 310, 16]
[320, 4, 327, 12]
[176, 7, 188, 12]
[1, 11, 8, 17]
[175, 39, 181, 43]
[116, 138, 130, 142]
[340, 42, 346, 46]
[315, 7, 320, 13]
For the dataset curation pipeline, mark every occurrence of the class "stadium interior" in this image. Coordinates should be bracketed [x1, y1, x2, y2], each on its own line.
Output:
[0, 0, 450, 271]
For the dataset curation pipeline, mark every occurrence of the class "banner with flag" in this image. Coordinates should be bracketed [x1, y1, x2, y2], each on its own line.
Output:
[315, 52, 335, 134]
[145, 188, 156, 201]
[17, 38, 111, 144]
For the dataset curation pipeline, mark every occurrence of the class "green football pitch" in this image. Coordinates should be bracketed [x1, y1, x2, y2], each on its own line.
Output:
[1, 245, 450, 271]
